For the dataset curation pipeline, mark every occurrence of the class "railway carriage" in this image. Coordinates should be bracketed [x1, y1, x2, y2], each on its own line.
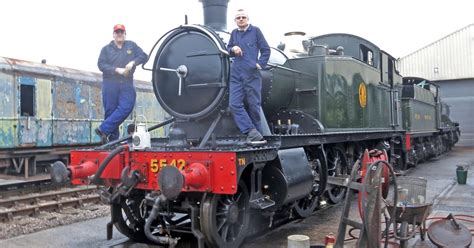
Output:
[0, 57, 166, 177]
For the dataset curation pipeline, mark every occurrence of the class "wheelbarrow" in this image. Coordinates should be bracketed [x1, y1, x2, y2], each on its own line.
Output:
[386, 176, 432, 248]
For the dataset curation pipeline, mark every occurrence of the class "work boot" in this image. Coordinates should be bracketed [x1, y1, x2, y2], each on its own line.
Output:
[246, 129, 265, 145]
[95, 128, 109, 144]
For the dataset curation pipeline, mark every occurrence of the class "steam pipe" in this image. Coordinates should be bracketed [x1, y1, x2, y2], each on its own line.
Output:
[144, 195, 179, 246]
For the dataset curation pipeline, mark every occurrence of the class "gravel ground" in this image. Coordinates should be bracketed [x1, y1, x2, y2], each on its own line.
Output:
[0, 203, 110, 239]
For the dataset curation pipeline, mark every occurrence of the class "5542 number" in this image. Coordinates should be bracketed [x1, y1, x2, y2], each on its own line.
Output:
[150, 159, 186, 173]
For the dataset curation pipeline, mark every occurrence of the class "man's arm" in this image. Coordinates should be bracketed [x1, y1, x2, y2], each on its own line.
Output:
[132, 42, 148, 65]
[97, 47, 116, 75]
[256, 28, 271, 68]
[226, 30, 236, 57]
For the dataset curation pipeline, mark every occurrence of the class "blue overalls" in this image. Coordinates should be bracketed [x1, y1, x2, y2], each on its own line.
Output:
[97, 40, 148, 140]
[227, 25, 271, 134]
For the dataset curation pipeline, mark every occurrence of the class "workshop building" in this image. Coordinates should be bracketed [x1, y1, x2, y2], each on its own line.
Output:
[398, 24, 474, 146]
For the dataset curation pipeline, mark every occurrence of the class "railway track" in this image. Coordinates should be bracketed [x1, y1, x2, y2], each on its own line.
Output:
[0, 178, 63, 199]
[0, 186, 101, 222]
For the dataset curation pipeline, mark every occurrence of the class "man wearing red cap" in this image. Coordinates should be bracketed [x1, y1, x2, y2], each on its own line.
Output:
[96, 24, 148, 143]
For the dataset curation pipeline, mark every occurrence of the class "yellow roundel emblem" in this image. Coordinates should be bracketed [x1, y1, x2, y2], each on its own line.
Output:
[358, 82, 367, 108]
[127, 49, 132, 55]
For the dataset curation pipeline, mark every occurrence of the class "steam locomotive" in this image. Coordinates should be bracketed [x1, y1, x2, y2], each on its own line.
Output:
[51, 0, 460, 247]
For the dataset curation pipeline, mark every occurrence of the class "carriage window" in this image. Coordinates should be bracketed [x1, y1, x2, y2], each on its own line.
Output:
[360, 45, 374, 66]
[20, 84, 35, 116]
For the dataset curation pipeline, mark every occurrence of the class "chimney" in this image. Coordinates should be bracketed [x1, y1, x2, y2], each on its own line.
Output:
[199, 0, 229, 31]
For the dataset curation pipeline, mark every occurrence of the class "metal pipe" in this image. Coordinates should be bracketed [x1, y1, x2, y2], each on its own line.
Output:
[267, 62, 317, 77]
[181, 25, 229, 56]
[144, 195, 179, 246]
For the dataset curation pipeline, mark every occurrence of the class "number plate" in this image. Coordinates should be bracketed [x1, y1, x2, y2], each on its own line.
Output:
[150, 159, 186, 173]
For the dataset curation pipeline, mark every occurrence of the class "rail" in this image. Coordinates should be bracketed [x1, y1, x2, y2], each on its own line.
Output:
[0, 179, 59, 199]
[0, 186, 100, 222]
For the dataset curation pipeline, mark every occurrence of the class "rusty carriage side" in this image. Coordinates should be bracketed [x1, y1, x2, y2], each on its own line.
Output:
[0, 56, 166, 178]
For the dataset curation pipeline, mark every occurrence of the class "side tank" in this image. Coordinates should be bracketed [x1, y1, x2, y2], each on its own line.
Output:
[266, 33, 403, 133]
[401, 77, 438, 133]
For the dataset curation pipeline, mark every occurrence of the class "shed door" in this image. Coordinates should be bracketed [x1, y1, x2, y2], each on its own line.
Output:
[36, 78, 53, 146]
[18, 76, 37, 146]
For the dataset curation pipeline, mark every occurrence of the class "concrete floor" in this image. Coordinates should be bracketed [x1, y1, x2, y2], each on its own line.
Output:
[244, 145, 474, 247]
[1, 145, 473, 248]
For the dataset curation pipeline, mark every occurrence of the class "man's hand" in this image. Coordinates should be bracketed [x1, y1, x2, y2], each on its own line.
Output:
[115, 68, 126, 75]
[232, 46, 243, 56]
[125, 61, 135, 70]
[116, 67, 130, 77]
[256, 63, 262, 70]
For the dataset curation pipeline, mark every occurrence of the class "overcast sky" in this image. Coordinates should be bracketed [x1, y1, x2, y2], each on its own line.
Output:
[1, 0, 472, 81]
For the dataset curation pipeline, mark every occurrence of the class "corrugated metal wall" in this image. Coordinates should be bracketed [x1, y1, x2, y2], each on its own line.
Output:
[397, 24, 474, 146]
[398, 24, 474, 80]
[437, 79, 474, 147]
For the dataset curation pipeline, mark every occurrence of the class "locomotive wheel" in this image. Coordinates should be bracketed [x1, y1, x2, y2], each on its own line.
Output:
[326, 147, 348, 204]
[200, 182, 250, 248]
[294, 148, 327, 218]
[111, 194, 148, 242]
[294, 194, 319, 218]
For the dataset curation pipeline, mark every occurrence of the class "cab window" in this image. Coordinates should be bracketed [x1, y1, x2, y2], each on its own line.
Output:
[360, 45, 374, 66]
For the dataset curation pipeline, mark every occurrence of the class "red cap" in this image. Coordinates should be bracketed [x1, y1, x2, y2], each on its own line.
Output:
[113, 24, 126, 32]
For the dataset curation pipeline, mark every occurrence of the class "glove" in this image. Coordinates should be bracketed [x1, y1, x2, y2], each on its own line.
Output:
[115, 68, 126, 75]
[116, 67, 130, 77]
[125, 61, 135, 71]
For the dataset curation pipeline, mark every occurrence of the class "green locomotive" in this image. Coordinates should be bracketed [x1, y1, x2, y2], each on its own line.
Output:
[267, 33, 459, 171]
[51, 1, 461, 246]
[401, 77, 460, 165]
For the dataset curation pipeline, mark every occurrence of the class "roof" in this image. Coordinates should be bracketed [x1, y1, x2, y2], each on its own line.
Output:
[397, 24, 474, 81]
[310, 33, 382, 68]
[403, 24, 474, 58]
[0, 56, 152, 89]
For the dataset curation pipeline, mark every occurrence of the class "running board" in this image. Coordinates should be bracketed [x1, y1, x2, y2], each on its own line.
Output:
[250, 197, 276, 209]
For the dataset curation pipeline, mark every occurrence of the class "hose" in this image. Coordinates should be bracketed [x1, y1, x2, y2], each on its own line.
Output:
[144, 195, 179, 246]
[90, 145, 125, 184]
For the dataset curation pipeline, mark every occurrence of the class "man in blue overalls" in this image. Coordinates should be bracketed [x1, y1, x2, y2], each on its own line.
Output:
[96, 24, 148, 143]
[227, 9, 271, 143]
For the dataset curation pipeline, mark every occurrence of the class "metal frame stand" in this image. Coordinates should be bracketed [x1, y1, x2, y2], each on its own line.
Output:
[335, 160, 384, 248]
